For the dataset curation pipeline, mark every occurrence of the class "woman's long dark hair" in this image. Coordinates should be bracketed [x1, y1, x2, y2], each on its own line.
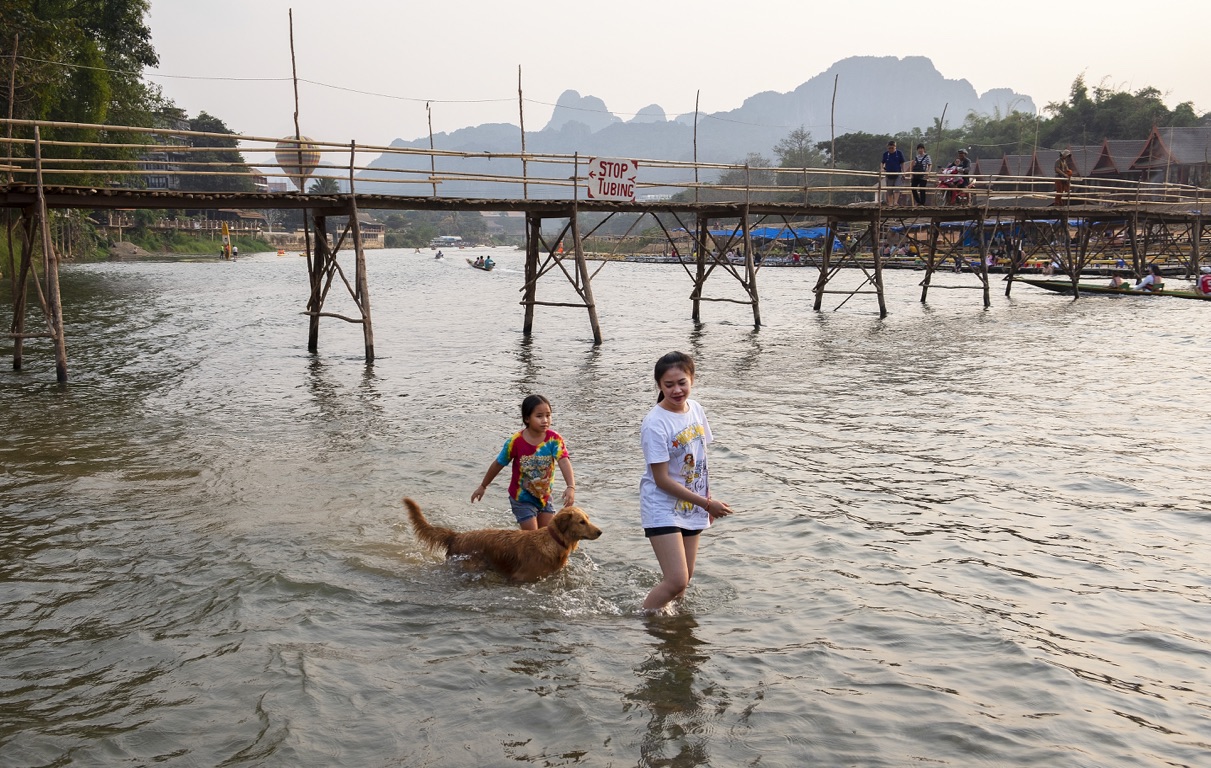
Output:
[653, 351, 695, 402]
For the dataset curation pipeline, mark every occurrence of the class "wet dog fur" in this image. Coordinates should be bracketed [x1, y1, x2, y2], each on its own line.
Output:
[404, 497, 602, 582]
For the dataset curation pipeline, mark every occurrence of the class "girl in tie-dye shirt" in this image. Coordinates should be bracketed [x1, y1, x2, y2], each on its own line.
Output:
[472, 394, 576, 530]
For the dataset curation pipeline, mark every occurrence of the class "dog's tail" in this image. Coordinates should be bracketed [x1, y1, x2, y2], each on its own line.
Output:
[404, 497, 457, 555]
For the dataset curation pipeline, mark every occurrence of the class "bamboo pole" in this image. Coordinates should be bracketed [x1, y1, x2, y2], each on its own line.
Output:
[812, 219, 833, 311]
[522, 213, 539, 336]
[571, 212, 602, 345]
[10, 208, 35, 370]
[5, 33, 15, 185]
[348, 141, 374, 362]
[692, 91, 699, 205]
[976, 219, 991, 308]
[741, 205, 759, 327]
[427, 102, 437, 197]
[518, 66, 528, 200]
[287, 10, 319, 352]
[872, 212, 887, 317]
[33, 127, 67, 382]
[829, 74, 837, 206]
[692, 212, 706, 321]
[920, 220, 940, 302]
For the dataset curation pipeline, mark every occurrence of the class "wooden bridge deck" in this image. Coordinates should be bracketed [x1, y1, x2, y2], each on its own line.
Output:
[2, 117, 1206, 383]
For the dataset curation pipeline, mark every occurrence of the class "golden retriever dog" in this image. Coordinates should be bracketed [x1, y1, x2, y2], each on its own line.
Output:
[404, 497, 602, 582]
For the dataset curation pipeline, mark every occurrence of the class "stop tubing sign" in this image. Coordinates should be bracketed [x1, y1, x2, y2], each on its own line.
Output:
[586, 158, 638, 201]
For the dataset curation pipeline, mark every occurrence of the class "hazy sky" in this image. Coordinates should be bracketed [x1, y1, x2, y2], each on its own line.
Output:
[146, 0, 1205, 148]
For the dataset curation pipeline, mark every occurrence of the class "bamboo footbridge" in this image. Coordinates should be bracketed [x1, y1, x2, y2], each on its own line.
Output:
[3, 118, 1207, 383]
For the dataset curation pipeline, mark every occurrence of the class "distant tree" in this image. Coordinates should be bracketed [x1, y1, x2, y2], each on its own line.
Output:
[816, 132, 888, 171]
[179, 112, 254, 192]
[698, 153, 775, 202]
[1041, 75, 1201, 147]
[774, 127, 825, 169]
[0, 0, 161, 180]
[308, 176, 341, 195]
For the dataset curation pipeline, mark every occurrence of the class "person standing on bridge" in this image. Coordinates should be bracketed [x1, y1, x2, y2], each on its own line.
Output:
[881, 140, 907, 206]
[1053, 149, 1077, 206]
[910, 144, 932, 207]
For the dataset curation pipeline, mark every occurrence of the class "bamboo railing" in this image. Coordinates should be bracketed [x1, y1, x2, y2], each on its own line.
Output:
[1, 117, 1206, 211]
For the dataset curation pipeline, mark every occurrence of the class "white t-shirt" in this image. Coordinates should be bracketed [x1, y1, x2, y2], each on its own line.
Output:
[639, 400, 713, 530]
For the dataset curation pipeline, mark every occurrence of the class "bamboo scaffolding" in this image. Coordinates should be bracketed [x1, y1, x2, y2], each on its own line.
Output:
[3, 113, 1209, 383]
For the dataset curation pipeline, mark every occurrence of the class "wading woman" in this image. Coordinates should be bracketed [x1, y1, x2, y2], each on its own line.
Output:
[639, 351, 733, 613]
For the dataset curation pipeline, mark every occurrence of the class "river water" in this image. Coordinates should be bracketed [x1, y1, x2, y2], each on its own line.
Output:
[2, 247, 1209, 767]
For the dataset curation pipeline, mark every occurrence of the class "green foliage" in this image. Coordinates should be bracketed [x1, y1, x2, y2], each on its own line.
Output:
[1, 0, 160, 179]
[181, 112, 254, 192]
[774, 127, 825, 169]
[308, 176, 341, 195]
[1040, 76, 1201, 146]
[816, 132, 888, 171]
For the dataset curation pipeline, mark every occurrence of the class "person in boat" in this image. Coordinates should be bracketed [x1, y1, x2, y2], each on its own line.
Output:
[1108, 272, 1129, 289]
[474, 256, 484, 267]
[1133, 263, 1165, 292]
[1197, 266, 1211, 296]
[484, 256, 495, 269]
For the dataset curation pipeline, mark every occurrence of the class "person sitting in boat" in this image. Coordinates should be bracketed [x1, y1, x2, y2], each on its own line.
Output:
[474, 256, 484, 267]
[1108, 272, 1129, 289]
[1197, 266, 1211, 296]
[1133, 263, 1165, 292]
[484, 257, 495, 269]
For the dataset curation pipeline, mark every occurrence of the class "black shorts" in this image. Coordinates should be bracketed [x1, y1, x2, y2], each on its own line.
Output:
[644, 526, 703, 538]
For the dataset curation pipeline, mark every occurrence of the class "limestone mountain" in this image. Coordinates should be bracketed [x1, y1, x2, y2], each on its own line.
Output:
[360, 55, 1034, 198]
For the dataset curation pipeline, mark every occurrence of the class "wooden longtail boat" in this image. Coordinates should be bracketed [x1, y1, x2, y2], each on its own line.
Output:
[1015, 278, 1211, 301]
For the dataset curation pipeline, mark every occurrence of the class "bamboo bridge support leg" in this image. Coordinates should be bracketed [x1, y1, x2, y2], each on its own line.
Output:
[522, 213, 540, 337]
[42, 210, 67, 383]
[347, 200, 374, 363]
[812, 219, 834, 311]
[872, 215, 887, 317]
[570, 213, 602, 345]
[976, 223, 991, 308]
[1191, 216, 1201, 276]
[307, 215, 328, 353]
[692, 213, 707, 322]
[1129, 213, 1144, 278]
[741, 207, 760, 328]
[33, 128, 66, 383]
[1005, 216, 1026, 297]
[920, 220, 940, 302]
[10, 208, 34, 371]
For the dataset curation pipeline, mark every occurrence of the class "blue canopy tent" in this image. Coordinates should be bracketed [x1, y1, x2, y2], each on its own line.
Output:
[705, 226, 844, 250]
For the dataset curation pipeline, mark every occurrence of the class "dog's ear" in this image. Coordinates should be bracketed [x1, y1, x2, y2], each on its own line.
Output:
[553, 510, 575, 536]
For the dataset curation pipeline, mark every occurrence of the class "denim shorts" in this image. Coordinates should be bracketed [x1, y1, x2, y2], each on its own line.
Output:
[509, 497, 555, 523]
[643, 526, 703, 539]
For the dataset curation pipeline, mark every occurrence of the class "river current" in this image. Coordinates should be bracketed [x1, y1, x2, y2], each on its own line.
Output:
[2, 246, 1209, 767]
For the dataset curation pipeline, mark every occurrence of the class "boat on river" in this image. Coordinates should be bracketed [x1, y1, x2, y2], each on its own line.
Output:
[467, 257, 495, 272]
[1015, 277, 1211, 301]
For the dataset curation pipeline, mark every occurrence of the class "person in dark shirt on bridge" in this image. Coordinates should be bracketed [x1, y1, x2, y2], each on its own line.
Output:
[881, 141, 907, 206]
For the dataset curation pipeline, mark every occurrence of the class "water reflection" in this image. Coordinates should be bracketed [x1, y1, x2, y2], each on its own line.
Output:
[626, 614, 712, 767]
[515, 337, 541, 391]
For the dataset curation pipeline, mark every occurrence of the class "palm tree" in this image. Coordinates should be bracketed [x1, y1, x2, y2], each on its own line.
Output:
[308, 176, 341, 195]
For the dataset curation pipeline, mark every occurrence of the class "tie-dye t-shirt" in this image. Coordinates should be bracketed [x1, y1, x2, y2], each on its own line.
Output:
[495, 429, 569, 507]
